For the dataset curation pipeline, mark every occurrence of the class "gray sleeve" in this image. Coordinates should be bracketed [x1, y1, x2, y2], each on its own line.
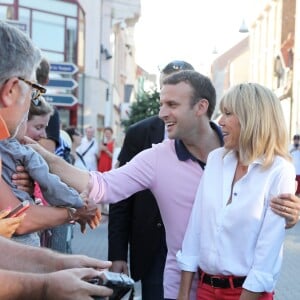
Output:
[25, 148, 83, 208]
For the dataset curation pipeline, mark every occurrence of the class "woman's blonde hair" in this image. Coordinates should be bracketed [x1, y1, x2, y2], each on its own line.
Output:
[220, 83, 291, 168]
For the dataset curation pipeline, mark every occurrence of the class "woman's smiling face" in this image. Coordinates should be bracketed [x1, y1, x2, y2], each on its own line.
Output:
[218, 107, 241, 151]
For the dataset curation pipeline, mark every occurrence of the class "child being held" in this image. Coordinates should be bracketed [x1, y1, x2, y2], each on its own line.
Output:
[0, 117, 84, 246]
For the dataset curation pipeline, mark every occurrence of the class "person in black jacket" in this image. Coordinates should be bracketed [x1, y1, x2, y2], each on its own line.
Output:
[108, 60, 194, 300]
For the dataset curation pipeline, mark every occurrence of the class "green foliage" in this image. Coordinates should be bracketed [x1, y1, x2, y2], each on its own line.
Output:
[121, 89, 160, 130]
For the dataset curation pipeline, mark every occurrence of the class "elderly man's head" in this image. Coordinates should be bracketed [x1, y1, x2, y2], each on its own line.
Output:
[0, 21, 42, 137]
[85, 126, 95, 141]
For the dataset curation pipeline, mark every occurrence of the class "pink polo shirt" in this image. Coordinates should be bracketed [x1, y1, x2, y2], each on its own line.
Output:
[89, 139, 203, 299]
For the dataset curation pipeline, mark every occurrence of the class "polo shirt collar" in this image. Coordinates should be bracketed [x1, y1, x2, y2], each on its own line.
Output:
[175, 121, 224, 162]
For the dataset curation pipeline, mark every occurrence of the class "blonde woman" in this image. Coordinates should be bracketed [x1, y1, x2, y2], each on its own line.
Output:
[177, 83, 296, 300]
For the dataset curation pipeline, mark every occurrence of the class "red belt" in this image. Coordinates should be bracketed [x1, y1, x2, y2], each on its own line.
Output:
[198, 269, 246, 289]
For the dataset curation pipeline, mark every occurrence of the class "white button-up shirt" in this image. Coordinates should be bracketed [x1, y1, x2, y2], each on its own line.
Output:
[177, 147, 295, 293]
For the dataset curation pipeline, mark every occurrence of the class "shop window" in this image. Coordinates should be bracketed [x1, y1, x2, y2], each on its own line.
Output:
[0, 5, 11, 20]
[66, 18, 77, 63]
[274, 55, 284, 89]
[20, 0, 77, 16]
[32, 11, 64, 52]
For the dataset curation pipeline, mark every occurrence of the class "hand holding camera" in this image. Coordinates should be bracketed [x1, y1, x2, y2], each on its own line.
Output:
[89, 271, 134, 300]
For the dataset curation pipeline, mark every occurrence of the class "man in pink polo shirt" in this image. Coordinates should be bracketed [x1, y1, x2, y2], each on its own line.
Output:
[35, 70, 300, 300]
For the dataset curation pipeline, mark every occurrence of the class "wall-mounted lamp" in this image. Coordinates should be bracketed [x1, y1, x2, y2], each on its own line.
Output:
[239, 18, 249, 33]
[212, 45, 218, 55]
[120, 20, 126, 30]
[101, 44, 113, 60]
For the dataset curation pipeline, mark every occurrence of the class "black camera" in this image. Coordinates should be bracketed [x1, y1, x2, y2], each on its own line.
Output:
[90, 271, 134, 300]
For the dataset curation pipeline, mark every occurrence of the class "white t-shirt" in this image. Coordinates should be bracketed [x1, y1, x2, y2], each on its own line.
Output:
[75, 137, 98, 171]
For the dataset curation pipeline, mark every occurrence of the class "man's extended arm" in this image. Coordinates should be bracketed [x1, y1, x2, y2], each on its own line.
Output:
[25, 148, 84, 208]
[0, 268, 113, 300]
[0, 233, 111, 272]
[0, 178, 71, 234]
[0, 237, 111, 300]
[270, 193, 300, 228]
[0, 177, 99, 234]
[25, 137, 90, 193]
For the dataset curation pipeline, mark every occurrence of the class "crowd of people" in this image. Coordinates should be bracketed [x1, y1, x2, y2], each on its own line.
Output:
[32, 71, 300, 300]
[1, 20, 300, 300]
[0, 20, 112, 300]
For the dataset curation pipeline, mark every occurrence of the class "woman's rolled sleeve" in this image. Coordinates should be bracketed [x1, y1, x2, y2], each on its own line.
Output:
[176, 250, 199, 272]
[243, 268, 279, 292]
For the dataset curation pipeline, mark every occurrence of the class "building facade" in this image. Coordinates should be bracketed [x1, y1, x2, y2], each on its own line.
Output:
[211, 37, 250, 120]
[0, 0, 141, 143]
[249, 0, 296, 135]
[211, 0, 298, 139]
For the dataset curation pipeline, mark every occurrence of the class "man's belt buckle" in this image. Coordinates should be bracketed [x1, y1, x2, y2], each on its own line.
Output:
[210, 276, 218, 288]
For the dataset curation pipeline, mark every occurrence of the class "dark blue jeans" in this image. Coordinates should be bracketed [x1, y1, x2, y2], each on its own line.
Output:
[141, 240, 167, 300]
[50, 223, 73, 253]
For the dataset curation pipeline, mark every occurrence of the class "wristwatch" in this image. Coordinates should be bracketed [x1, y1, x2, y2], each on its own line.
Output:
[66, 207, 77, 222]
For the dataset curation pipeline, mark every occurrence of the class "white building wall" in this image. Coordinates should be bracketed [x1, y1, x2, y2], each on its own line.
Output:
[292, 1, 300, 134]
[250, 1, 282, 86]
[79, 0, 101, 78]
[77, 0, 140, 143]
[77, 0, 106, 137]
[249, 0, 294, 136]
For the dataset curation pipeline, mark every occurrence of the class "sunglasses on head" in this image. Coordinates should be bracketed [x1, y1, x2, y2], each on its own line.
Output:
[158, 60, 194, 73]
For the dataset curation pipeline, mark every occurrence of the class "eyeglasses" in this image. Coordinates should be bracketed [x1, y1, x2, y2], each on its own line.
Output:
[18, 77, 47, 106]
[158, 60, 194, 74]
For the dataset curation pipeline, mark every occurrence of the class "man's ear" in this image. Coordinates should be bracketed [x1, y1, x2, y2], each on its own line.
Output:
[0, 77, 20, 107]
[195, 98, 209, 116]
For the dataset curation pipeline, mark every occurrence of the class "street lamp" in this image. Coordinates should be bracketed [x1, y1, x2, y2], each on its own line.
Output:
[212, 45, 218, 55]
[101, 45, 112, 60]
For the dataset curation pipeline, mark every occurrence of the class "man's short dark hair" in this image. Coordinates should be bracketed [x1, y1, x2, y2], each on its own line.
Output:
[293, 134, 300, 140]
[104, 126, 113, 133]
